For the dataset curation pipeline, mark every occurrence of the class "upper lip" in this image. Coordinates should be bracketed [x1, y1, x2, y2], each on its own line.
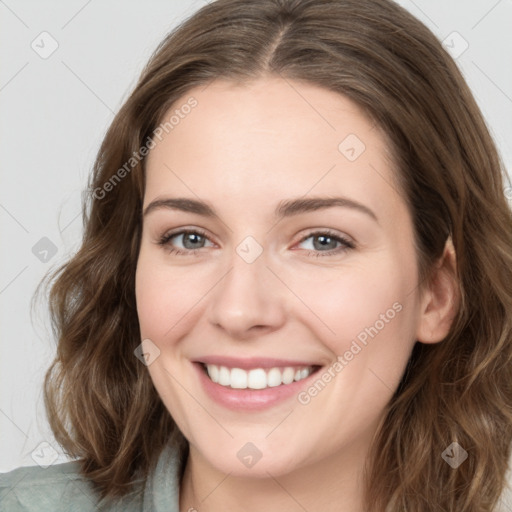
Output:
[195, 356, 321, 370]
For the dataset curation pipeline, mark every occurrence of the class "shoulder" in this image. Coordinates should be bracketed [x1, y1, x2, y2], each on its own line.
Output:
[0, 461, 142, 512]
[0, 460, 96, 511]
[0, 439, 184, 512]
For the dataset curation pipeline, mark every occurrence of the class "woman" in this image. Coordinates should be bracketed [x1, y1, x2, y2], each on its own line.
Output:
[1, 0, 511, 510]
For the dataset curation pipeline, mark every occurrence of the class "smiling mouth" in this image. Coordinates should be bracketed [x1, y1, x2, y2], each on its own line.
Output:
[200, 363, 321, 390]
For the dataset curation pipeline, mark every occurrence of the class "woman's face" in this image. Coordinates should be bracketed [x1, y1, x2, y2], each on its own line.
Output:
[135, 76, 428, 478]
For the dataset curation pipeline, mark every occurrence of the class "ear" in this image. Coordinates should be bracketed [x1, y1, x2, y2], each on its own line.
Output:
[416, 237, 459, 344]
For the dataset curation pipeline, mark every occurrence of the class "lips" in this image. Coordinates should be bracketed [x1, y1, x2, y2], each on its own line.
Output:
[193, 358, 323, 410]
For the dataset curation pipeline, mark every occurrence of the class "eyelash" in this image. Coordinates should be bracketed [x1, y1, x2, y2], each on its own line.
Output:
[157, 228, 355, 257]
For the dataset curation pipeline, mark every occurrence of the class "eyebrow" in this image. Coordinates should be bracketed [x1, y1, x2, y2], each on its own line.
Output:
[143, 196, 378, 223]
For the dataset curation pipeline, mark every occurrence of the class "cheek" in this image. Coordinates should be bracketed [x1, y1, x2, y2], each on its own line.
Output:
[134, 250, 214, 344]
[285, 266, 418, 435]
[283, 258, 419, 415]
[283, 259, 414, 351]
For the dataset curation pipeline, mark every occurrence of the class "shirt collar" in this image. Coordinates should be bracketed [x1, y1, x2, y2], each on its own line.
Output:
[142, 440, 182, 512]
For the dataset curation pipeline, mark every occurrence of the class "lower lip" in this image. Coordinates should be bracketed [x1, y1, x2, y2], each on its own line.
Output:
[193, 363, 320, 411]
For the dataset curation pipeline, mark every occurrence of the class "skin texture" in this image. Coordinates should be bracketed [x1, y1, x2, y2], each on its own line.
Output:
[135, 76, 458, 512]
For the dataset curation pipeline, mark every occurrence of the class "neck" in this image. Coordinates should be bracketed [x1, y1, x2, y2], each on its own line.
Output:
[179, 439, 372, 512]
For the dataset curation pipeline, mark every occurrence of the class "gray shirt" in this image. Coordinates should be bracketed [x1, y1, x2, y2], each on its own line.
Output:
[5, 445, 512, 511]
[0, 442, 181, 511]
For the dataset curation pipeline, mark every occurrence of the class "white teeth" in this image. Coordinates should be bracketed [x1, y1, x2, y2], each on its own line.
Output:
[247, 368, 267, 389]
[230, 368, 247, 389]
[218, 366, 230, 386]
[204, 364, 314, 389]
[208, 364, 219, 383]
[299, 368, 309, 380]
[267, 368, 282, 387]
[282, 367, 295, 385]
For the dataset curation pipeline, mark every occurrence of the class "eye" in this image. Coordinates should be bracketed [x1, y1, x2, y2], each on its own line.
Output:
[296, 230, 355, 257]
[157, 228, 355, 257]
[158, 228, 214, 255]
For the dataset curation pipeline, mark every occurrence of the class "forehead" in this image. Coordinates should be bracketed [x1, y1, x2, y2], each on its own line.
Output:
[144, 77, 400, 213]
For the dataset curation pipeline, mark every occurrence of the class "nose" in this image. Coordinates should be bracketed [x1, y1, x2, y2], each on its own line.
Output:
[206, 250, 287, 340]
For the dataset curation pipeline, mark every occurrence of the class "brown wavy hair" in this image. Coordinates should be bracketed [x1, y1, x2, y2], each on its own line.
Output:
[40, 0, 512, 509]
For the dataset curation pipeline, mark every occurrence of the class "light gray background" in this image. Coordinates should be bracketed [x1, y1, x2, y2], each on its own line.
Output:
[1, 0, 511, 502]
